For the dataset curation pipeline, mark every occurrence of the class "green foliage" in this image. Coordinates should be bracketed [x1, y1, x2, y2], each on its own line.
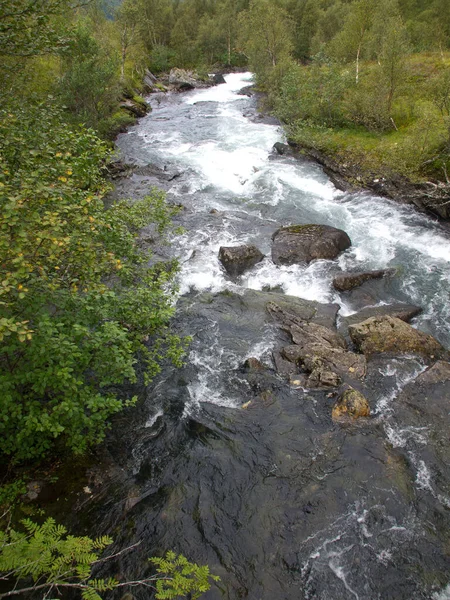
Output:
[275, 60, 351, 127]
[0, 0, 70, 59]
[0, 481, 27, 508]
[150, 551, 220, 600]
[0, 519, 218, 599]
[238, 0, 294, 82]
[0, 518, 115, 600]
[0, 105, 185, 462]
[150, 44, 177, 73]
[58, 22, 121, 129]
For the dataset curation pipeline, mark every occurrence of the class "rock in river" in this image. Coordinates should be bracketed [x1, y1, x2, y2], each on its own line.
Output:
[332, 386, 370, 420]
[333, 269, 391, 292]
[272, 224, 351, 266]
[219, 245, 264, 276]
[349, 315, 448, 360]
[268, 302, 366, 387]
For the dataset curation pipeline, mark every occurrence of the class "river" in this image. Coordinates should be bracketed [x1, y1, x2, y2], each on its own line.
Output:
[88, 73, 450, 599]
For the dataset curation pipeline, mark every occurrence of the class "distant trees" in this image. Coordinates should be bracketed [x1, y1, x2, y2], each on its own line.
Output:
[238, 0, 293, 79]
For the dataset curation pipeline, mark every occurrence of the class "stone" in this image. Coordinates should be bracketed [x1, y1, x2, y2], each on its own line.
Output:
[219, 245, 264, 276]
[272, 351, 297, 377]
[349, 315, 448, 359]
[273, 142, 291, 156]
[332, 387, 370, 419]
[213, 73, 226, 84]
[271, 224, 351, 266]
[343, 304, 422, 329]
[412, 360, 450, 385]
[332, 269, 391, 292]
[242, 357, 264, 371]
[120, 98, 148, 118]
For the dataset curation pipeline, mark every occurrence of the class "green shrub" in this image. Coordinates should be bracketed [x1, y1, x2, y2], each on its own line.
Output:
[0, 105, 186, 462]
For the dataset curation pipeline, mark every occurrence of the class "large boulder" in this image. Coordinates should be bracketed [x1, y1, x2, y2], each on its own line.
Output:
[271, 224, 351, 266]
[333, 269, 392, 292]
[349, 315, 448, 359]
[219, 245, 264, 276]
[332, 387, 370, 420]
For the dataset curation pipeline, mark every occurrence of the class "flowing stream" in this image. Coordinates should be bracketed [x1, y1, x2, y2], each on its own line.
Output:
[86, 73, 450, 599]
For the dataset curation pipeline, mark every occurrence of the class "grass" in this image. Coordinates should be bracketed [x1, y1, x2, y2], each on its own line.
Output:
[285, 52, 450, 184]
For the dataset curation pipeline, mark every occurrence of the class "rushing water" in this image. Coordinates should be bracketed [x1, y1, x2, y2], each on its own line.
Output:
[91, 73, 450, 599]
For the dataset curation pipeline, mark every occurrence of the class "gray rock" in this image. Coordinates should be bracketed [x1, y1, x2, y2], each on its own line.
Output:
[273, 142, 291, 156]
[272, 224, 351, 266]
[242, 357, 264, 371]
[349, 315, 448, 360]
[213, 73, 226, 84]
[343, 304, 422, 328]
[333, 269, 392, 292]
[268, 302, 366, 386]
[219, 245, 264, 276]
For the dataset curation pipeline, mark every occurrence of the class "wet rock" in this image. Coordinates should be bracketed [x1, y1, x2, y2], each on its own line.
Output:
[213, 73, 226, 84]
[282, 343, 366, 383]
[349, 315, 448, 359]
[120, 98, 149, 118]
[219, 245, 264, 276]
[168, 68, 212, 90]
[237, 85, 255, 96]
[412, 360, 450, 384]
[273, 142, 291, 156]
[271, 224, 351, 266]
[242, 357, 264, 371]
[266, 300, 339, 329]
[272, 350, 297, 377]
[332, 387, 370, 419]
[333, 269, 392, 292]
[268, 302, 366, 386]
[343, 304, 422, 329]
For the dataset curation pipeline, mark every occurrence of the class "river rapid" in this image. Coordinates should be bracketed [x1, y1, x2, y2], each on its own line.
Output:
[85, 73, 450, 599]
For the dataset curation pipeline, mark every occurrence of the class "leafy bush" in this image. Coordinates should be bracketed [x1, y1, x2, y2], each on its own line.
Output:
[0, 519, 218, 599]
[0, 105, 186, 462]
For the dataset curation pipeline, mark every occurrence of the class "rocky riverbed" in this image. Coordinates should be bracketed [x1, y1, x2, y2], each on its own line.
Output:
[35, 72, 450, 600]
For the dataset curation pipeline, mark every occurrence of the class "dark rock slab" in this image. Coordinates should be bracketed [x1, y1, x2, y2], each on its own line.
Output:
[272, 224, 351, 266]
[349, 315, 448, 360]
[219, 245, 264, 276]
[333, 269, 392, 292]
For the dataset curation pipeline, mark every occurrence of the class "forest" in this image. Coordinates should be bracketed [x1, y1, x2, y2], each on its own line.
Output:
[1, 0, 450, 597]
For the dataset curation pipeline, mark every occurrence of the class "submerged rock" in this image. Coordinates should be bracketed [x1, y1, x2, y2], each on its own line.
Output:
[333, 269, 391, 292]
[349, 315, 447, 359]
[332, 387, 370, 420]
[271, 224, 351, 266]
[219, 245, 264, 276]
